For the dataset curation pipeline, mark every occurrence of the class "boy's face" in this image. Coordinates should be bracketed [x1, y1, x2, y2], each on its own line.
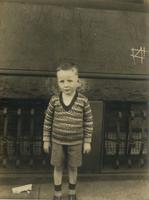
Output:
[57, 69, 79, 95]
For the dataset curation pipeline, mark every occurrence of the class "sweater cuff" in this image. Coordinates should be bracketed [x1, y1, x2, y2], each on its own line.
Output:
[84, 137, 92, 143]
[43, 139, 51, 142]
[43, 132, 50, 142]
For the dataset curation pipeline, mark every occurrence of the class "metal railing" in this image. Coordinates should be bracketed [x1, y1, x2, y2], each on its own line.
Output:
[104, 102, 149, 170]
[0, 99, 48, 169]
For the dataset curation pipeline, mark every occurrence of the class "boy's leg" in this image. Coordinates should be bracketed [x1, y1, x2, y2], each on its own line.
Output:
[53, 166, 63, 198]
[67, 144, 82, 200]
[51, 143, 65, 199]
[68, 166, 78, 195]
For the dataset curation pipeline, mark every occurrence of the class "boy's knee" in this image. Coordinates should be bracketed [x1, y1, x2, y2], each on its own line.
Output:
[54, 166, 63, 172]
[68, 166, 77, 171]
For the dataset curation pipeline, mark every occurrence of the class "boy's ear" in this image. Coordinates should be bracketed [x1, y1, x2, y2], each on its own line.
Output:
[77, 79, 81, 87]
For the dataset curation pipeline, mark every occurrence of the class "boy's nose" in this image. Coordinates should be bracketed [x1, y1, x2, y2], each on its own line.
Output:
[64, 82, 69, 87]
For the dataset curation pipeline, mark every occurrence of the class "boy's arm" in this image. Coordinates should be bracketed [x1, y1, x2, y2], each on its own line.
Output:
[83, 99, 93, 153]
[43, 96, 55, 152]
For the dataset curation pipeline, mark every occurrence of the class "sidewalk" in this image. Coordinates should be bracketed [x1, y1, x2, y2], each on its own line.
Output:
[0, 175, 149, 200]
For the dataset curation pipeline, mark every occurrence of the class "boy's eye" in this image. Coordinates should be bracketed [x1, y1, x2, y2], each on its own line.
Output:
[68, 80, 73, 82]
[59, 80, 64, 83]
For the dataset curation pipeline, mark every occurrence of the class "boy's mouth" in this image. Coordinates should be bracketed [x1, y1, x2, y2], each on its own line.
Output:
[64, 89, 72, 93]
[64, 90, 70, 93]
[64, 88, 70, 91]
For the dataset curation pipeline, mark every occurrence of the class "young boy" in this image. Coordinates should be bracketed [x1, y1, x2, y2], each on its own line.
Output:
[43, 63, 93, 200]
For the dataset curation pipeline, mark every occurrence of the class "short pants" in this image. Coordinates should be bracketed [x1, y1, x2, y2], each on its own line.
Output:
[50, 142, 83, 167]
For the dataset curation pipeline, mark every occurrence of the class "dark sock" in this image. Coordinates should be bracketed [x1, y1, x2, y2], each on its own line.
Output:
[54, 184, 62, 197]
[69, 183, 76, 195]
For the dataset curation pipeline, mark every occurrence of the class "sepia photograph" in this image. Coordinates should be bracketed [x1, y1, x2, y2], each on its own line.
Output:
[0, 0, 149, 199]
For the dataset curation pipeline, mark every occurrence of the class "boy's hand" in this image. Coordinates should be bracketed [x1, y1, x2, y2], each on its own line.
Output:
[83, 143, 91, 154]
[43, 141, 51, 153]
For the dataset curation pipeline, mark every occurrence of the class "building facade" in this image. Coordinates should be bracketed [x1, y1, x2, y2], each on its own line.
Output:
[0, 0, 149, 174]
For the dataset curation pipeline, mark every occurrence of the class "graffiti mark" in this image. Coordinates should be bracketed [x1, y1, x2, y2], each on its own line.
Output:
[131, 46, 149, 65]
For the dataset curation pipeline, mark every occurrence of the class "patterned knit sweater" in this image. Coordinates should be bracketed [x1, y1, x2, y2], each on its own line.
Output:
[43, 92, 93, 145]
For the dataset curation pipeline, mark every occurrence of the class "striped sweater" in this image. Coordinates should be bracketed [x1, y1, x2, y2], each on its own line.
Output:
[43, 92, 93, 145]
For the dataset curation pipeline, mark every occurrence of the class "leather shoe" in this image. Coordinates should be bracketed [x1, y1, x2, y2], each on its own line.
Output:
[68, 194, 77, 200]
[53, 196, 62, 200]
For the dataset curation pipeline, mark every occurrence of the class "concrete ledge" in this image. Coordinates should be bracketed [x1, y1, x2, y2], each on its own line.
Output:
[0, 171, 149, 180]
[1, 69, 149, 80]
[0, 0, 149, 13]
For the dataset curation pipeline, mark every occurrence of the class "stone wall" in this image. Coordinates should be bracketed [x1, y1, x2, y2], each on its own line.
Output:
[0, 76, 148, 101]
[0, 2, 149, 100]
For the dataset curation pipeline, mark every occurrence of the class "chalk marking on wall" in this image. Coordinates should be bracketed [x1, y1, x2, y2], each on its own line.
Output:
[130, 46, 149, 64]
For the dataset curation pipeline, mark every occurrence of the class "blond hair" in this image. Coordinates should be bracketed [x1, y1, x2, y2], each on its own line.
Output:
[56, 63, 79, 76]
